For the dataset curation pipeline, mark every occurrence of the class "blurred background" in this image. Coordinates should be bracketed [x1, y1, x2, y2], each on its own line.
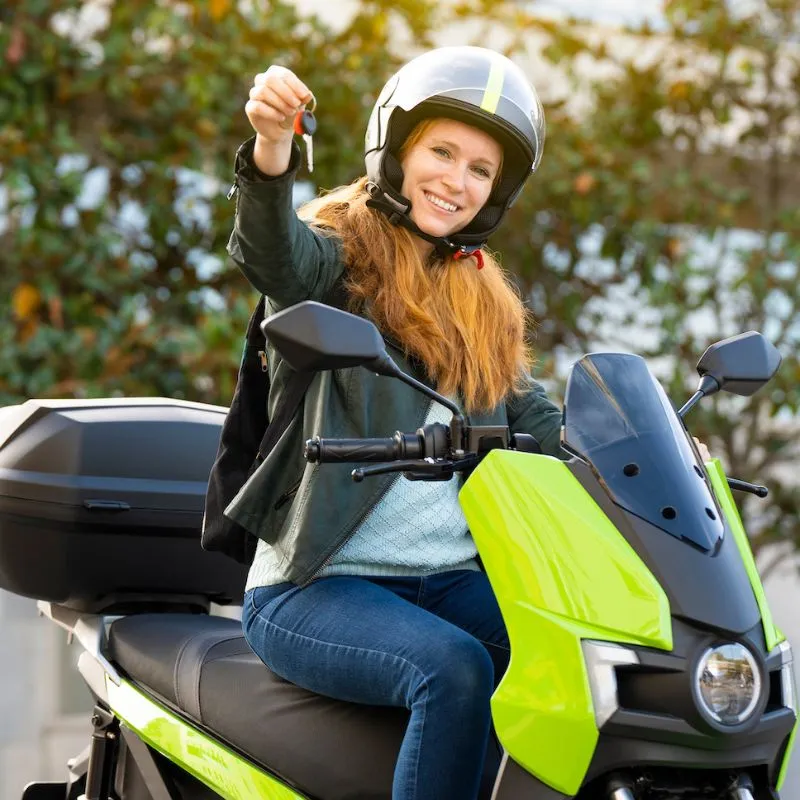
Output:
[1, 0, 799, 796]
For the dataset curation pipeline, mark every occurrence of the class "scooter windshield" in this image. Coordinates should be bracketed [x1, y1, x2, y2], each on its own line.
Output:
[562, 353, 723, 552]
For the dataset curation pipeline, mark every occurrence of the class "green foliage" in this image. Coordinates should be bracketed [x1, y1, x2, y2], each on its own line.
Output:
[489, 0, 800, 563]
[1, 0, 415, 403]
[1, 0, 799, 561]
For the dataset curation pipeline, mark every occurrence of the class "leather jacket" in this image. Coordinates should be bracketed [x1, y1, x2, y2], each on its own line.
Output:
[224, 138, 564, 585]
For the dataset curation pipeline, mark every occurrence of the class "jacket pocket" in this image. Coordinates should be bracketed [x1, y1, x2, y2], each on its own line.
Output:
[273, 478, 302, 511]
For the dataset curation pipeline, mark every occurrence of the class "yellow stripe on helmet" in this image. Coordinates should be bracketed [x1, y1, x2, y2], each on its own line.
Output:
[480, 58, 505, 114]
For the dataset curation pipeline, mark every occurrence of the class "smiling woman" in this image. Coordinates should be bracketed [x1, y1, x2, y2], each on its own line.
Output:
[225, 45, 560, 800]
[398, 118, 503, 253]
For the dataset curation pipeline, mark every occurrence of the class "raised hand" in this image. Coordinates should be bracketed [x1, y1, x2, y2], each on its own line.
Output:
[244, 65, 313, 175]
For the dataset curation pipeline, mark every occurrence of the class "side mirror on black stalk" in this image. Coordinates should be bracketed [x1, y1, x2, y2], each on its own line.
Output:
[696, 330, 782, 397]
[678, 331, 782, 417]
[260, 301, 464, 418]
[260, 301, 390, 373]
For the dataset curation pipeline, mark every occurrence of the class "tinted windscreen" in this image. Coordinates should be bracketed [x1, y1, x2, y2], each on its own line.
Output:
[562, 353, 723, 552]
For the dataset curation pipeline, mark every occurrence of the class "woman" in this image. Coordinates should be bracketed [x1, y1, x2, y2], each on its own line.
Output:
[227, 47, 560, 800]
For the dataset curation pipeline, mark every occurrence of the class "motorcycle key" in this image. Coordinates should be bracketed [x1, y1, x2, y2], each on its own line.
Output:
[294, 103, 317, 173]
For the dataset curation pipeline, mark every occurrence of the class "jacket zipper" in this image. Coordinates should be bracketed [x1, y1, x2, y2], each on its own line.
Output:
[299, 472, 402, 587]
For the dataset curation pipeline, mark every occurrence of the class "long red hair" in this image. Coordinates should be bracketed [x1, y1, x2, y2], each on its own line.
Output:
[299, 120, 534, 413]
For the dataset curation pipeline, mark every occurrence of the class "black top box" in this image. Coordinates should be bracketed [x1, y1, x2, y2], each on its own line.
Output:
[0, 398, 247, 613]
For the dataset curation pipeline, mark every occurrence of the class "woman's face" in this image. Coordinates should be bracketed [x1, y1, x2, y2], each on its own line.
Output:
[399, 119, 502, 242]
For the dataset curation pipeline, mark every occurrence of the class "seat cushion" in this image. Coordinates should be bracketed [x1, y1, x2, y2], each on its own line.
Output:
[108, 613, 406, 799]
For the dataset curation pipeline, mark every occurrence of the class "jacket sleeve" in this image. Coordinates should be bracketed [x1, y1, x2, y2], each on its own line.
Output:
[505, 378, 565, 459]
[226, 138, 344, 307]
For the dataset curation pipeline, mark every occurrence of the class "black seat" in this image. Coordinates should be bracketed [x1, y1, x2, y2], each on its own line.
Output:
[108, 613, 406, 800]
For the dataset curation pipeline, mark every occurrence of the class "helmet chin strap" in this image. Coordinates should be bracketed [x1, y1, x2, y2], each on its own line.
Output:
[365, 182, 484, 262]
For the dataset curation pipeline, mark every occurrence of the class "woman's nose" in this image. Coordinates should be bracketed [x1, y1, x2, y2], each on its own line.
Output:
[441, 163, 467, 193]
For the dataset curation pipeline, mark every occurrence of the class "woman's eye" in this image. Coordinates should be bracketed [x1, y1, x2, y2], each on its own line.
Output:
[472, 166, 491, 179]
[432, 146, 451, 158]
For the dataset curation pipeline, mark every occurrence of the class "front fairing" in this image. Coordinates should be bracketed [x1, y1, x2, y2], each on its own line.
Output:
[561, 353, 723, 552]
[460, 352, 796, 797]
[559, 354, 762, 637]
[460, 451, 672, 795]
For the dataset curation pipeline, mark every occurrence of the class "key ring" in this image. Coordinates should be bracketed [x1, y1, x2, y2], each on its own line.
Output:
[278, 93, 317, 130]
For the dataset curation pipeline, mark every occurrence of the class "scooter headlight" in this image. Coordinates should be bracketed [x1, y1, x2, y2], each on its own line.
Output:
[695, 643, 762, 726]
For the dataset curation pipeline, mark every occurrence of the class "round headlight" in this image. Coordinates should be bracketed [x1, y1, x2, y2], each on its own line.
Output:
[695, 643, 762, 726]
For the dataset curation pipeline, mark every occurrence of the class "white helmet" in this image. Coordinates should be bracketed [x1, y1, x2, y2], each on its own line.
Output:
[364, 46, 546, 252]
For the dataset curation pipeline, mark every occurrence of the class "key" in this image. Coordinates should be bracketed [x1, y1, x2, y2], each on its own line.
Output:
[294, 109, 317, 173]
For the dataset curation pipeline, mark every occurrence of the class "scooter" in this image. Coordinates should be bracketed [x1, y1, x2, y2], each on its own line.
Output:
[2, 300, 796, 800]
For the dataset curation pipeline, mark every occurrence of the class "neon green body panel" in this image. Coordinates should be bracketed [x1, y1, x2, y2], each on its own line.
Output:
[705, 459, 797, 789]
[459, 451, 672, 796]
[705, 459, 783, 651]
[106, 676, 303, 800]
[101, 454, 795, 798]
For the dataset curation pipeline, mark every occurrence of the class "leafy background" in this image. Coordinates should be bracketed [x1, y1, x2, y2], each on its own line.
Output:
[1, 0, 798, 569]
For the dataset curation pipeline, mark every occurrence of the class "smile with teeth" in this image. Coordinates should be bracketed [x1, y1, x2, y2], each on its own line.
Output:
[424, 191, 460, 213]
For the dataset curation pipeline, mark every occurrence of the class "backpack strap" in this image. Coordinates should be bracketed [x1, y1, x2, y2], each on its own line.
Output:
[201, 295, 271, 565]
[255, 278, 347, 462]
[202, 278, 349, 566]
[255, 368, 315, 463]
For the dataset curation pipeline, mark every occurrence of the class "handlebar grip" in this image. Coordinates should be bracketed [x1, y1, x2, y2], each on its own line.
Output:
[305, 434, 424, 464]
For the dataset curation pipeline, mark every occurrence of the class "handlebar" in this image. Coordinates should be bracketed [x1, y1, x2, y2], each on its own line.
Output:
[304, 423, 531, 469]
[305, 432, 425, 464]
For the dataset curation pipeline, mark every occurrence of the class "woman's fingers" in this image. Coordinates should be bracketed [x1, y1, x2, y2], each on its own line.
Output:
[244, 99, 294, 140]
[257, 66, 312, 106]
[249, 83, 299, 118]
[244, 99, 287, 124]
[245, 65, 313, 143]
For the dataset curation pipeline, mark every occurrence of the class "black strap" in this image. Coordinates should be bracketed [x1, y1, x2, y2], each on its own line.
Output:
[201, 279, 350, 565]
[365, 184, 482, 258]
[255, 368, 316, 463]
[254, 280, 349, 460]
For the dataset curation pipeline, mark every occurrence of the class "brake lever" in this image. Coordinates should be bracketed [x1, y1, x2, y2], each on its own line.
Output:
[351, 460, 430, 483]
[351, 455, 478, 483]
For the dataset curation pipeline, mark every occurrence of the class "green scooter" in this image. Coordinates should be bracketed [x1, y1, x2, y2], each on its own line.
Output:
[3, 301, 796, 800]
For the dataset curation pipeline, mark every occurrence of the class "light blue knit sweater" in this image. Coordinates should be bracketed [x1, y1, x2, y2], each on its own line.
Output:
[245, 401, 478, 590]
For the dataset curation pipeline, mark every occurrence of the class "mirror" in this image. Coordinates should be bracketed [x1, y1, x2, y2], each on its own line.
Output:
[696, 331, 782, 397]
[260, 301, 389, 372]
[261, 300, 464, 418]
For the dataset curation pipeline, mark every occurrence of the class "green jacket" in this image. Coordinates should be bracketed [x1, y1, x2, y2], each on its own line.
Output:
[224, 140, 564, 585]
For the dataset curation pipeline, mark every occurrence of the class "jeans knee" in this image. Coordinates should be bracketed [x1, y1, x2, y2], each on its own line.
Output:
[425, 635, 494, 707]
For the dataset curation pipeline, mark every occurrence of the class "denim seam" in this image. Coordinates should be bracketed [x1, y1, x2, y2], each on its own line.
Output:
[256, 617, 430, 686]
[409, 677, 429, 797]
[247, 584, 300, 620]
[253, 616, 433, 797]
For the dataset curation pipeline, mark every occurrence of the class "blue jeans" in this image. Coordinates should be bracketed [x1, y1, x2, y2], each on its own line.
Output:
[241, 570, 510, 800]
